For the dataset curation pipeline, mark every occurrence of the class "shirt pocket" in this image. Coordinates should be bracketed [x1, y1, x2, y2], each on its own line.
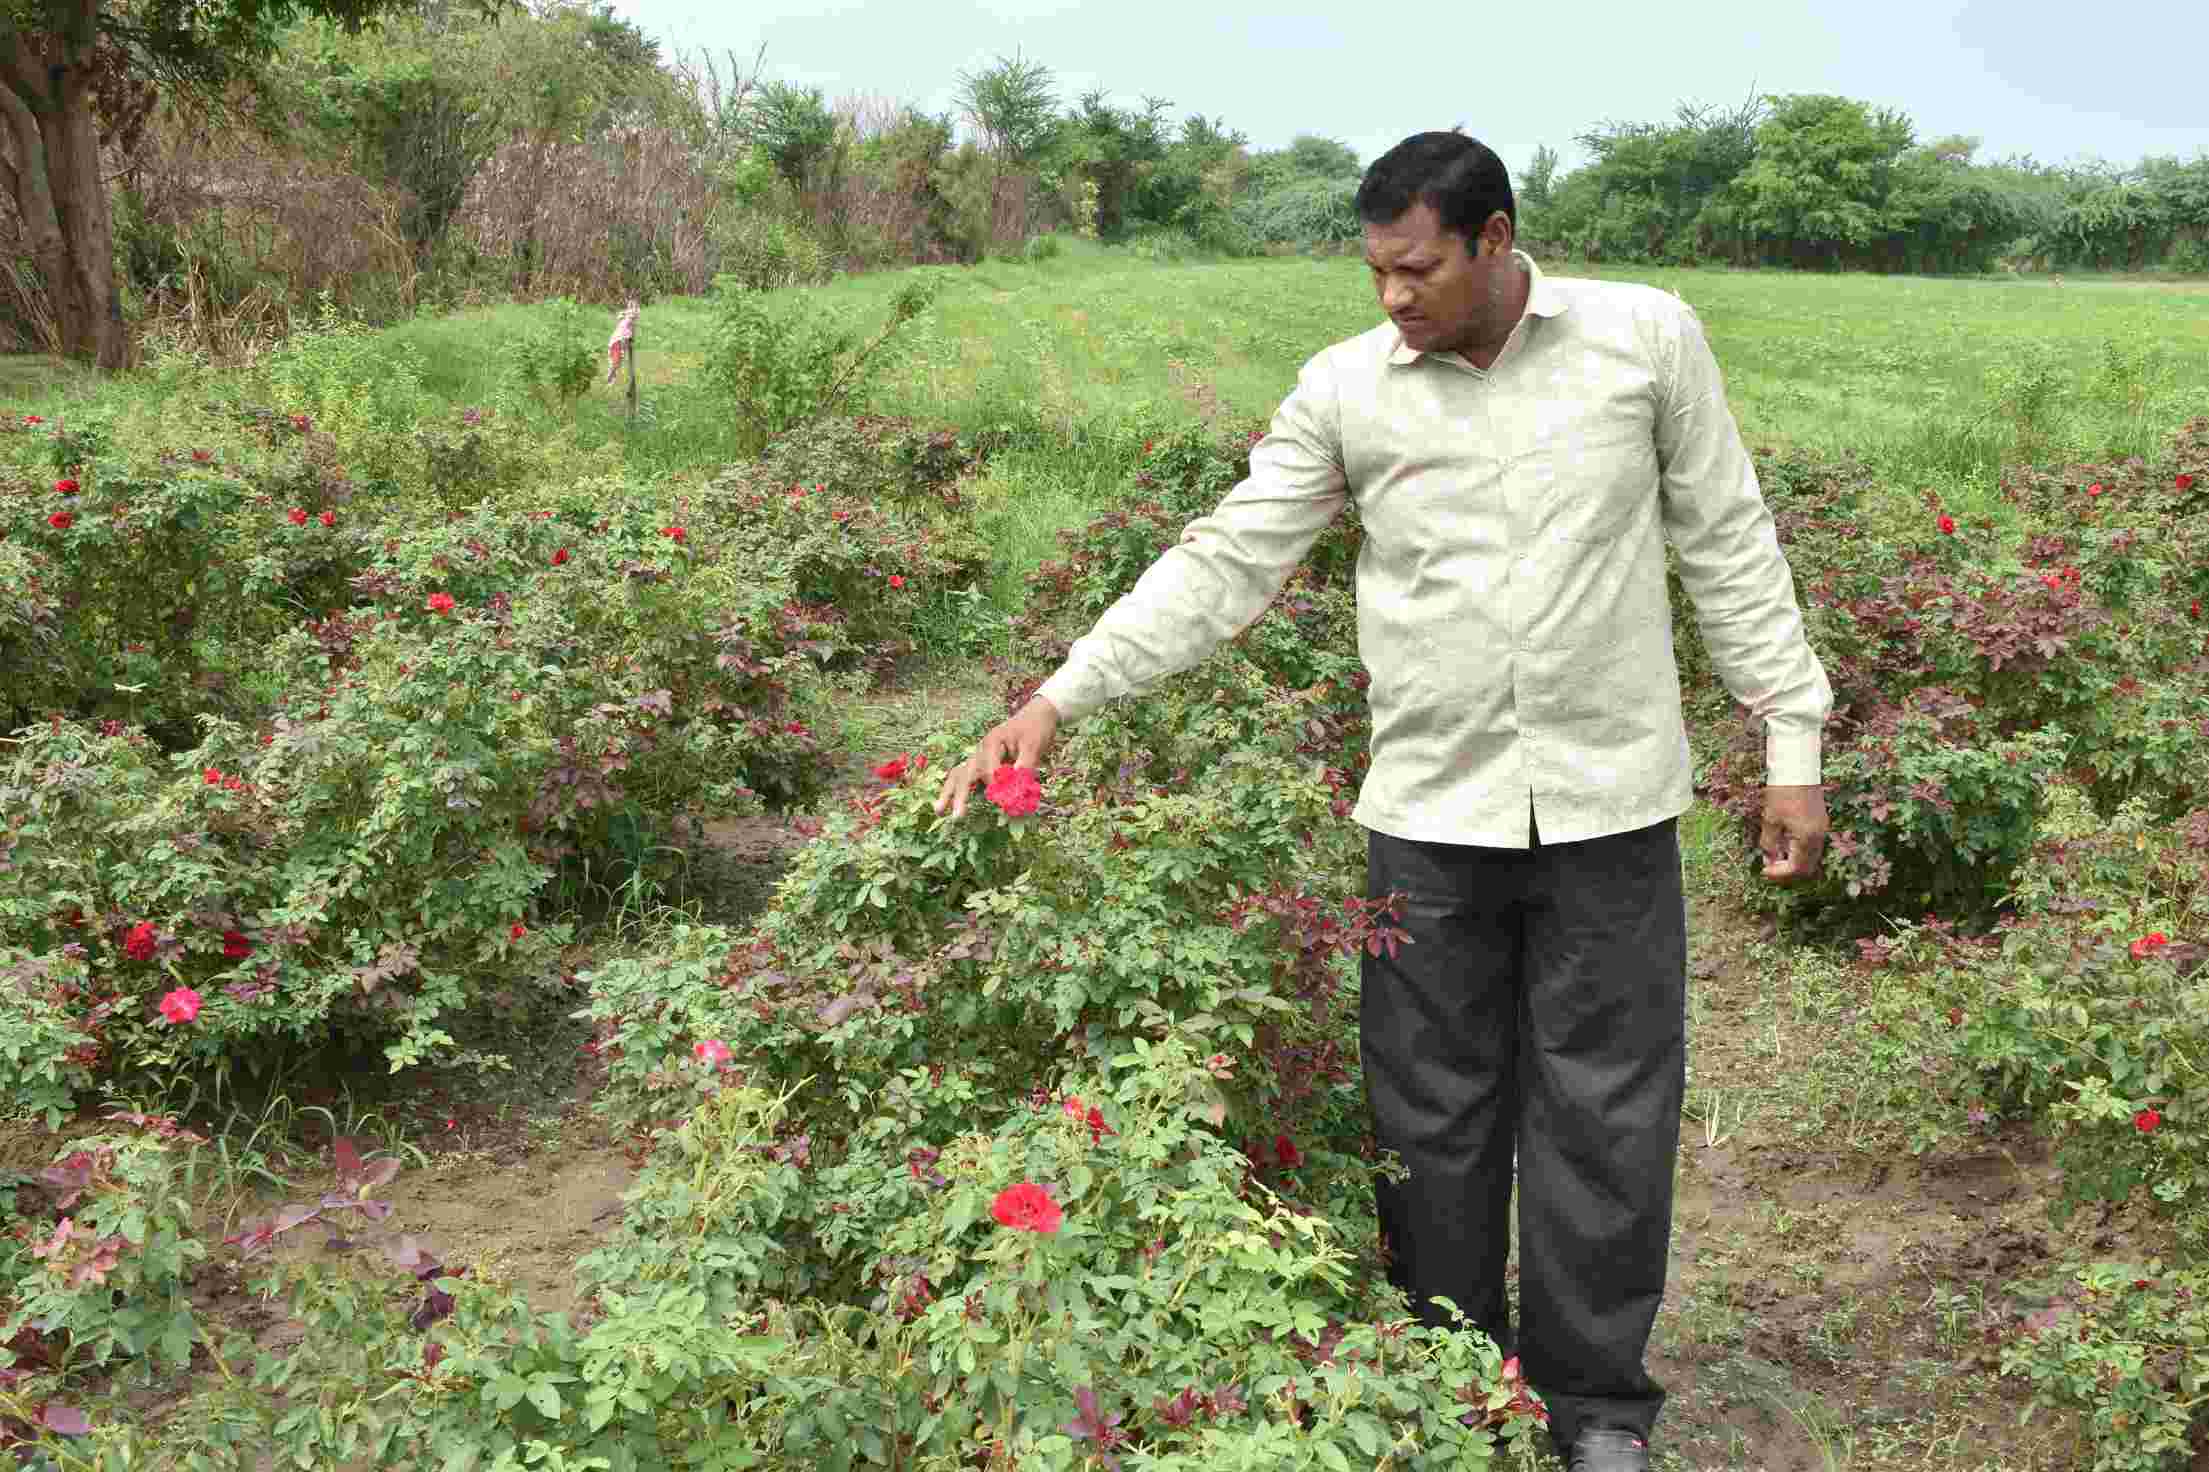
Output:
[1513, 419, 1658, 545]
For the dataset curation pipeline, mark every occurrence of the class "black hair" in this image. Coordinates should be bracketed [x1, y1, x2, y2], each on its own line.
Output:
[1355, 131, 1515, 245]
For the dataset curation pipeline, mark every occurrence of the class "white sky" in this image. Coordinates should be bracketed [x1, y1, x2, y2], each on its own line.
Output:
[608, 0, 2209, 180]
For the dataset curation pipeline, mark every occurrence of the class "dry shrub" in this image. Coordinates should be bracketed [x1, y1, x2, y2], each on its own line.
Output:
[105, 103, 418, 358]
[455, 121, 720, 301]
[0, 252, 59, 355]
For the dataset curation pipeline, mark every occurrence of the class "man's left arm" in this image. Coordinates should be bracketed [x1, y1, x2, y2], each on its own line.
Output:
[1652, 301, 1835, 884]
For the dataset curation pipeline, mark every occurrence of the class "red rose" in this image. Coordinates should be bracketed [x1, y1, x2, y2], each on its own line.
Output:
[2179, 473, 2196, 491]
[509, 922, 527, 940]
[190, 449, 212, 463]
[2135, 1108, 2162, 1134]
[319, 510, 335, 528]
[47, 511, 72, 530]
[426, 592, 455, 615]
[1086, 1106, 1114, 1146]
[124, 922, 159, 961]
[222, 930, 253, 959]
[54, 478, 78, 494]
[872, 755, 909, 782]
[989, 1182, 1063, 1234]
[888, 574, 905, 589]
[551, 548, 569, 566]
[2087, 483, 2104, 498]
[24, 414, 41, 424]
[288, 507, 308, 526]
[663, 525, 686, 543]
[2130, 932, 2170, 959]
[984, 764, 1042, 818]
[159, 988, 202, 1024]
[204, 768, 223, 785]
[693, 1038, 732, 1067]
[1274, 1134, 1303, 1169]
[1936, 514, 1956, 536]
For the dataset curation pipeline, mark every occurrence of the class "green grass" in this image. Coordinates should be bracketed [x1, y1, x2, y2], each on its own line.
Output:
[9, 246, 2205, 597]
[802, 248, 2209, 555]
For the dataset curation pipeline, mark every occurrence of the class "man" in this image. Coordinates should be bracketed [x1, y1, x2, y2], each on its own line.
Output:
[935, 131, 1831, 1472]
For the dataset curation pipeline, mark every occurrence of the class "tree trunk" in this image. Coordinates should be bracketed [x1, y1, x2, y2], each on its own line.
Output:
[0, 53, 68, 353]
[2, 10, 127, 369]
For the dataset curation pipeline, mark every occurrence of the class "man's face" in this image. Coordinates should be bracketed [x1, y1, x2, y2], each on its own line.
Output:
[1363, 203, 1513, 357]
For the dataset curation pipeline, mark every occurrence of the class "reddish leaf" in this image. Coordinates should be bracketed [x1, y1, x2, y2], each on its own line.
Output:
[40, 1404, 91, 1436]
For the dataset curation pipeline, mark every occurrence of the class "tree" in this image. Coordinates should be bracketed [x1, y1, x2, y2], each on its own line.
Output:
[1282, 133, 1357, 178]
[1520, 143, 1559, 207]
[749, 79, 836, 192]
[1552, 93, 1766, 259]
[1241, 132, 1358, 198]
[0, 0, 505, 368]
[952, 49, 1055, 166]
[1717, 93, 1915, 268]
[1052, 88, 1170, 240]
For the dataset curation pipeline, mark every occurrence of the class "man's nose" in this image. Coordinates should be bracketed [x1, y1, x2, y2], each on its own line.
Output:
[1380, 278, 1412, 312]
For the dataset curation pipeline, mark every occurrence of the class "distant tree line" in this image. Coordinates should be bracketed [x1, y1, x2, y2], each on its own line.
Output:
[4, 6, 2204, 364]
[1518, 93, 2209, 274]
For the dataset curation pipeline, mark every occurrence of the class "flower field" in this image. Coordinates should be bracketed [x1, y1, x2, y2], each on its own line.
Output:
[0, 255, 2206, 1470]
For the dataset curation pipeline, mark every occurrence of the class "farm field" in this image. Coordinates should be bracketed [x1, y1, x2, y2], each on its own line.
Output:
[1, 246, 2205, 1470]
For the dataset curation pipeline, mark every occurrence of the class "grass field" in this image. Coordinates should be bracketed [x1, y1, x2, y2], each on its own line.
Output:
[360, 242, 2209, 584]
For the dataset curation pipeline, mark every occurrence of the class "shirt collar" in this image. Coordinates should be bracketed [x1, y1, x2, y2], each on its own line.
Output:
[1388, 249, 1565, 366]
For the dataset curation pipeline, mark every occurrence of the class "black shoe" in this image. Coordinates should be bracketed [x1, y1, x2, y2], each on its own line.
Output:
[1567, 1428, 1650, 1472]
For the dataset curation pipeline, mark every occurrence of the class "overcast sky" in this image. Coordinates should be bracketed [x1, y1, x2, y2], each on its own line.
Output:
[607, 0, 2208, 180]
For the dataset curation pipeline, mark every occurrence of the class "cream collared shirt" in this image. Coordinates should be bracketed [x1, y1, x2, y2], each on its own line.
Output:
[1035, 251, 1832, 848]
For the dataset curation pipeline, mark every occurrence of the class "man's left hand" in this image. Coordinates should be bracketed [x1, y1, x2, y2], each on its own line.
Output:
[1760, 784, 1828, 884]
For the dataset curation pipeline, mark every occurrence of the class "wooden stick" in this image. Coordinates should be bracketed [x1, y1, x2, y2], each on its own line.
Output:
[606, 298, 641, 421]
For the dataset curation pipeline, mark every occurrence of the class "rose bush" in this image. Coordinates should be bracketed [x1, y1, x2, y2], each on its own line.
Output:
[0, 403, 995, 1114]
[1698, 423, 2207, 927]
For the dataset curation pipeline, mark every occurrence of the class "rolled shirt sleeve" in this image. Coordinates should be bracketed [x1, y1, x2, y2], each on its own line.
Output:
[1653, 304, 1833, 786]
[1035, 356, 1351, 725]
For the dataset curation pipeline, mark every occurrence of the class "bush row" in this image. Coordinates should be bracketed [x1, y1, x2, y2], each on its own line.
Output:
[0, 403, 988, 1114]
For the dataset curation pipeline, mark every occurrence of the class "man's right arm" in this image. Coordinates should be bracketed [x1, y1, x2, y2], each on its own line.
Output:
[1034, 357, 1351, 724]
[937, 354, 1350, 816]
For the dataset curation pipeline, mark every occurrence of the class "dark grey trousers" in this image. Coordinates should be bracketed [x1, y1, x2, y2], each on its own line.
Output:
[1361, 815, 1686, 1447]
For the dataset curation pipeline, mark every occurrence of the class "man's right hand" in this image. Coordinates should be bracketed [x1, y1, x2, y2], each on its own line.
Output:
[935, 697, 1062, 818]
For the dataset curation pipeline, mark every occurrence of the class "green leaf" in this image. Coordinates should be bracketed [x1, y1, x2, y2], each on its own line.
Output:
[526, 1377, 565, 1420]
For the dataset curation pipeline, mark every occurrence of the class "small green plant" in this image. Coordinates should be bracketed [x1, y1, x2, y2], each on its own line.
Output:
[1981, 346, 2073, 461]
[496, 299, 598, 414]
[702, 272, 942, 454]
